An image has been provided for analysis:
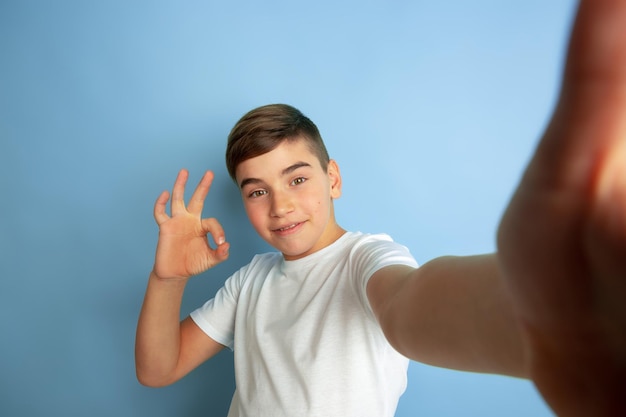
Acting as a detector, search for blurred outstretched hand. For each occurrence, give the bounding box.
[497,0,626,415]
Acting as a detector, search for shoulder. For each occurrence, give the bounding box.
[334,231,393,250]
[346,232,413,257]
[343,231,418,272]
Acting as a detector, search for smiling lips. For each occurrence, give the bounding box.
[273,222,302,234]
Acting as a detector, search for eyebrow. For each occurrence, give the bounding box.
[239,161,312,189]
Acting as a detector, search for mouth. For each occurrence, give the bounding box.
[272,222,302,234]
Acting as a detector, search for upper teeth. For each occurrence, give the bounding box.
[279,224,296,231]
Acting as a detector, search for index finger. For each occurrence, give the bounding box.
[187,170,215,215]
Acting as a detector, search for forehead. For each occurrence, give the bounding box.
[235,139,322,183]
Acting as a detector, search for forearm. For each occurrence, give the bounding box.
[135,271,188,386]
[379,254,528,377]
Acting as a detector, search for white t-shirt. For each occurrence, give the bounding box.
[191,232,419,417]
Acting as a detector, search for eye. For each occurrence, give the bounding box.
[248,189,267,198]
[291,177,307,186]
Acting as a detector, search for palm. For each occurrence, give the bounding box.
[153,170,229,280]
[497,1,626,415]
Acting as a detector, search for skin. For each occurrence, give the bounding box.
[135,170,230,387]
[496,0,626,414]
[136,0,626,414]
[235,139,345,260]
[367,256,526,377]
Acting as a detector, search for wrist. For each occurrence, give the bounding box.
[149,269,191,284]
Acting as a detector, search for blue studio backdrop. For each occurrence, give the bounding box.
[1,1,577,416]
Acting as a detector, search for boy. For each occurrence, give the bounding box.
[136,103,525,415]
[136,1,626,416]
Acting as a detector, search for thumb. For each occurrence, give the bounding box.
[527,0,626,193]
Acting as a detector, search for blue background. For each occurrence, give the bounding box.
[1,0,577,416]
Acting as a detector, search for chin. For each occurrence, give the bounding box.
[280,246,313,261]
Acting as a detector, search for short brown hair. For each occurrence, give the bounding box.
[225,104,330,180]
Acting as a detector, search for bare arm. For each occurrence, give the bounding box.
[135,169,230,387]
[367,254,526,377]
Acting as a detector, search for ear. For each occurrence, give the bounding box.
[327,159,342,199]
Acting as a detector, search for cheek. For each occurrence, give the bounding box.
[311,196,329,215]
[309,185,330,210]
[244,204,264,227]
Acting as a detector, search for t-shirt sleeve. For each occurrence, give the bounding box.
[190,268,244,350]
[349,234,419,321]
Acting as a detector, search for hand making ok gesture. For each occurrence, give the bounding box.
[152,169,230,281]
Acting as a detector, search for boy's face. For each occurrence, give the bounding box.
[235,137,344,260]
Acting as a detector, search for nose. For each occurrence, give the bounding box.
[270,190,294,217]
